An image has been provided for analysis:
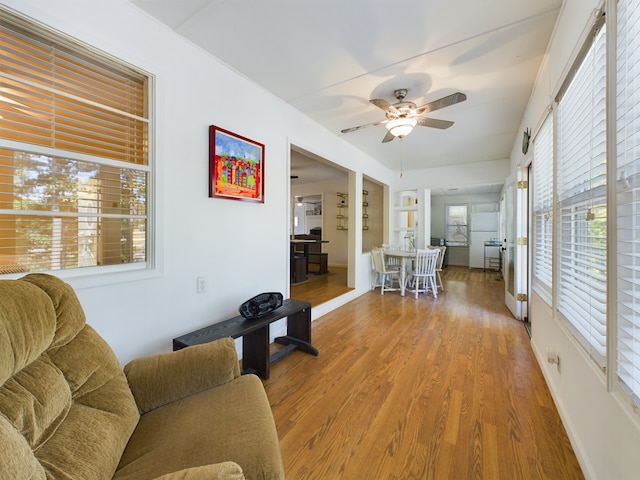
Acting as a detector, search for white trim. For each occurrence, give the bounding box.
[0,139,152,172]
[0,209,147,220]
[605,0,618,393]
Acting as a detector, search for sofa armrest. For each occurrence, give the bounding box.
[124,337,241,414]
[153,462,245,480]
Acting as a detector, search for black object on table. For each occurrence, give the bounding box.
[238,292,283,319]
[173,299,318,380]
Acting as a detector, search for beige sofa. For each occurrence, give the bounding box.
[0,274,285,480]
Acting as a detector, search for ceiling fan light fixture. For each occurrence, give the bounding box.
[386,118,417,138]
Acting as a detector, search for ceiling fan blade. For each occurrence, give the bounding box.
[416,117,454,129]
[381,130,395,143]
[341,119,387,134]
[370,98,399,115]
[413,92,467,115]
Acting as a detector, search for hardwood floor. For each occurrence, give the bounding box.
[290,266,352,307]
[267,266,584,480]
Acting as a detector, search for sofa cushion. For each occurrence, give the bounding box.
[0,274,140,480]
[124,338,241,415]
[21,273,88,350]
[0,413,46,479]
[114,374,284,480]
[0,280,56,385]
[154,462,245,480]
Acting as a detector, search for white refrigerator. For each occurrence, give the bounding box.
[469,212,499,269]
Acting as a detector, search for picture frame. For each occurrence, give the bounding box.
[209,125,265,203]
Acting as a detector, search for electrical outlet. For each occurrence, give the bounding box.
[546,348,560,372]
[196,276,207,293]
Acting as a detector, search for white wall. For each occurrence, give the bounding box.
[4,0,394,365]
[362,178,384,253]
[394,158,510,191]
[508,0,640,478]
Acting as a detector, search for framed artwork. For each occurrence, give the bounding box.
[209,125,265,202]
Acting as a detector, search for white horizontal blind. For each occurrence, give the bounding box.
[616,0,640,407]
[0,10,150,273]
[532,113,553,304]
[0,16,148,164]
[556,21,607,367]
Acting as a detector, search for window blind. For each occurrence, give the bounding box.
[0,16,148,164]
[616,0,640,407]
[532,113,554,304]
[556,20,607,367]
[0,9,150,273]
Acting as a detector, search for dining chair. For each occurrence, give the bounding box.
[371,247,402,295]
[435,246,446,291]
[371,251,383,290]
[428,245,447,291]
[381,244,403,271]
[406,248,440,299]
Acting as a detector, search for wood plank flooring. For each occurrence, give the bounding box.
[290,266,351,307]
[266,266,584,480]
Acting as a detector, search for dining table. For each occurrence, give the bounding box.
[290,238,330,284]
[382,249,417,296]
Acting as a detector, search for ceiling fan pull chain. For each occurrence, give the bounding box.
[400,138,404,178]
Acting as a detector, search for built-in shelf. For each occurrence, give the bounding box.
[362,189,369,231]
[394,205,418,212]
[336,192,348,230]
[394,190,419,248]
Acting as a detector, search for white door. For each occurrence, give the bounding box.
[502,177,519,318]
[501,170,528,320]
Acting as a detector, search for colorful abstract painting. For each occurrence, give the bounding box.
[209,125,264,202]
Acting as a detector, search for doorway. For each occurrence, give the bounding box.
[501,169,529,323]
[290,145,350,305]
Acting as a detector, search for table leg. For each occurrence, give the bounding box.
[400,258,408,296]
[274,306,319,356]
[289,243,297,283]
[303,244,311,273]
[242,326,270,379]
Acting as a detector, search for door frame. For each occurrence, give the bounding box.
[501,168,529,320]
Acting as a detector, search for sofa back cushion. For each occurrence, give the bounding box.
[0,274,139,479]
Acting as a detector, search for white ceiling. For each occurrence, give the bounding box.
[130,0,561,192]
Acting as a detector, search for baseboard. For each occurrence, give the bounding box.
[530,339,596,480]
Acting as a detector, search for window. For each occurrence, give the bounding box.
[446,205,468,246]
[616,0,640,407]
[556,17,607,367]
[532,113,554,304]
[0,10,151,274]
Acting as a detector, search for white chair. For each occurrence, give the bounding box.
[371,248,402,295]
[406,248,440,299]
[381,244,403,271]
[435,246,446,291]
[428,245,447,291]
[371,251,384,290]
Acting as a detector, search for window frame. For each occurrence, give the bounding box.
[0,8,157,287]
[445,204,469,247]
[554,13,608,368]
[615,0,640,408]
[531,111,554,305]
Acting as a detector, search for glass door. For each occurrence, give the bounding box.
[501,170,529,320]
[502,179,518,317]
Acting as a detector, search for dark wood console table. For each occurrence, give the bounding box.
[173,299,318,380]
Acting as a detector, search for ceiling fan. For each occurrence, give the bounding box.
[341,89,467,143]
